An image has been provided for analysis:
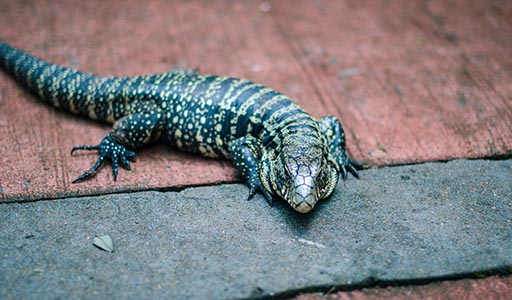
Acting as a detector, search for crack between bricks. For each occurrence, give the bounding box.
[1,156,511,204]
[234,267,512,300]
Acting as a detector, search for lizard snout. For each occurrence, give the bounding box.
[288,180,318,213]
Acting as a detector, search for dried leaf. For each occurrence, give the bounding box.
[93,235,114,252]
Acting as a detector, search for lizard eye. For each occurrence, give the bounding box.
[316,159,338,199]
[282,155,297,177]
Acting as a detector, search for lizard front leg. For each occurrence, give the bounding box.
[318,115,362,180]
[71,101,165,182]
[230,136,273,205]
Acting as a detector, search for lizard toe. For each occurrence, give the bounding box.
[340,159,363,180]
[247,181,274,206]
[71,135,136,183]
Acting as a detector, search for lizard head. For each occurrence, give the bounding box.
[275,145,339,213]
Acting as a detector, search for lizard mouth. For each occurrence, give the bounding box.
[288,185,318,213]
[292,200,315,213]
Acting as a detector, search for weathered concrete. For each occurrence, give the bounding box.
[1,159,510,299]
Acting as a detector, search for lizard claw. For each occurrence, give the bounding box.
[71,135,136,183]
[247,183,274,206]
[341,159,363,180]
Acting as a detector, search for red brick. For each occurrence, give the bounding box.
[1,0,510,201]
[294,276,512,300]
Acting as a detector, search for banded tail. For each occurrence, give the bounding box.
[0,41,129,124]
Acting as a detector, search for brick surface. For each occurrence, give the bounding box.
[293,276,512,300]
[1,0,511,201]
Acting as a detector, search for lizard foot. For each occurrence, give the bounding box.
[247,179,274,206]
[70,135,136,183]
[340,159,363,180]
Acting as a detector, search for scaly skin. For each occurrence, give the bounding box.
[0,41,361,213]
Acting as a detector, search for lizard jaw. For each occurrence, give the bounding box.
[293,200,315,213]
[288,183,318,213]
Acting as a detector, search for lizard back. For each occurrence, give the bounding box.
[0,41,318,159]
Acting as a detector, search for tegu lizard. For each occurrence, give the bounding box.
[0,41,361,213]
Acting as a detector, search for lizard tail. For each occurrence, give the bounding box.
[0,41,125,124]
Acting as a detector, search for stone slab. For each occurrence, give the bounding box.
[0,159,510,299]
